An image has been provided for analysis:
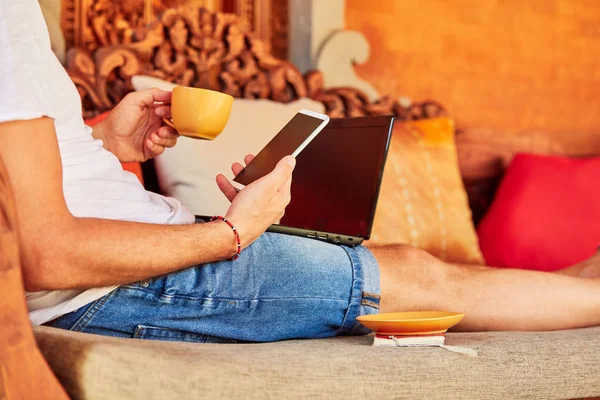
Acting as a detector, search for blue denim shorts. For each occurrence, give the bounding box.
[50,232,380,343]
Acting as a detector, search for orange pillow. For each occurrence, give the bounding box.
[367,118,484,264]
[84,112,144,185]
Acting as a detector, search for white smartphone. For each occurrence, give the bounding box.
[232,109,330,189]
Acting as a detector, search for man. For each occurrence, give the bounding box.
[1,1,599,343]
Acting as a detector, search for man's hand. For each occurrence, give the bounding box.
[216,154,295,249]
[93,88,179,162]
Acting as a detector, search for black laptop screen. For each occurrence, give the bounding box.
[279,116,394,239]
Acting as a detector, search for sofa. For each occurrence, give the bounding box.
[33,325,600,399]
[5,3,599,399]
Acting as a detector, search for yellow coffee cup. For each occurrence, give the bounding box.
[162,86,234,140]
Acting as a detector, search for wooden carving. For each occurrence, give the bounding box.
[65,5,303,115]
[66,4,447,121]
[304,71,446,120]
[61,0,149,53]
[66,47,142,118]
[62,0,285,58]
[269,0,289,60]
[231,0,288,60]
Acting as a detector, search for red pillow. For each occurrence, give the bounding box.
[84,112,144,185]
[477,153,600,272]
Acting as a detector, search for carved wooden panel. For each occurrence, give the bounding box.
[64,5,301,117]
[64,4,446,121]
[153,0,222,14]
[61,0,221,53]
[62,0,288,58]
[269,0,288,60]
[231,0,287,59]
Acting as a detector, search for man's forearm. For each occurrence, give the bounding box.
[28,216,237,291]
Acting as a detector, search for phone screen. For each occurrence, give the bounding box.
[233,112,326,186]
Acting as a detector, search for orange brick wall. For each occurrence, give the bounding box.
[346,0,600,155]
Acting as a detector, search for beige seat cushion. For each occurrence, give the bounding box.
[35,325,600,400]
[367,118,484,264]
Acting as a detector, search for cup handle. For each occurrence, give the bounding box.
[162,118,176,130]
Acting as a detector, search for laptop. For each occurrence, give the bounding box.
[266,115,395,246]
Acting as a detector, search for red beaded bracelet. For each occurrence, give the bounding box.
[210,216,241,261]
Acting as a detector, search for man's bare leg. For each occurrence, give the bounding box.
[371,245,600,331]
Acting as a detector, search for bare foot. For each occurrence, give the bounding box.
[556,247,600,278]
[578,248,600,278]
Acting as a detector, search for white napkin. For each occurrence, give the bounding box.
[373,335,478,357]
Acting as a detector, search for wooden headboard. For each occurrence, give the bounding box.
[62,4,584,223]
[64,4,445,121]
[61,0,290,60]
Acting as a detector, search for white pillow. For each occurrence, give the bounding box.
[39,0,66,63]
[131,76,326,215]
[132,75,179,92]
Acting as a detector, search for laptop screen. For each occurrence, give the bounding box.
[279,115,394,239]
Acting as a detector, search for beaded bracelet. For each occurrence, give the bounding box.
[210,216,241,261]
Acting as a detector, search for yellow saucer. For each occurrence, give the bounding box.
[357,311,465,336]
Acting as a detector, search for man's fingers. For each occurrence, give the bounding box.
[231,162,245,177]
[129,88,172,107]
[147,87,172,104]
[146,139,166,156]
[244,154,255,165]
[231,155,254,177]
[260,156,295,190]
[155,105,172,119]
[157,126,179,139]
[278,174,293,200]
[216,174,237,202]
[150,133,177,148]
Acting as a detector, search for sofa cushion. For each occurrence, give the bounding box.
[34,325,600,399]
[478,153,600,271]
[367,118,484,264]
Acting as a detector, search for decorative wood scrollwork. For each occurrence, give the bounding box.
[269,0,289,60]
[304,70,447,121]
[66,47,142,118]
[65,4,447,122]
[62,0,284,59]
[65,5,307,115]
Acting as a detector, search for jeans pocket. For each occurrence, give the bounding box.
[133,325,238,344]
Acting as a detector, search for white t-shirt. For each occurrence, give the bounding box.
[0,1,195,325]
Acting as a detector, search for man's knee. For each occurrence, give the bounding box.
[375,245,471,293]
[370,244,439,267]
[373,244,454,312]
